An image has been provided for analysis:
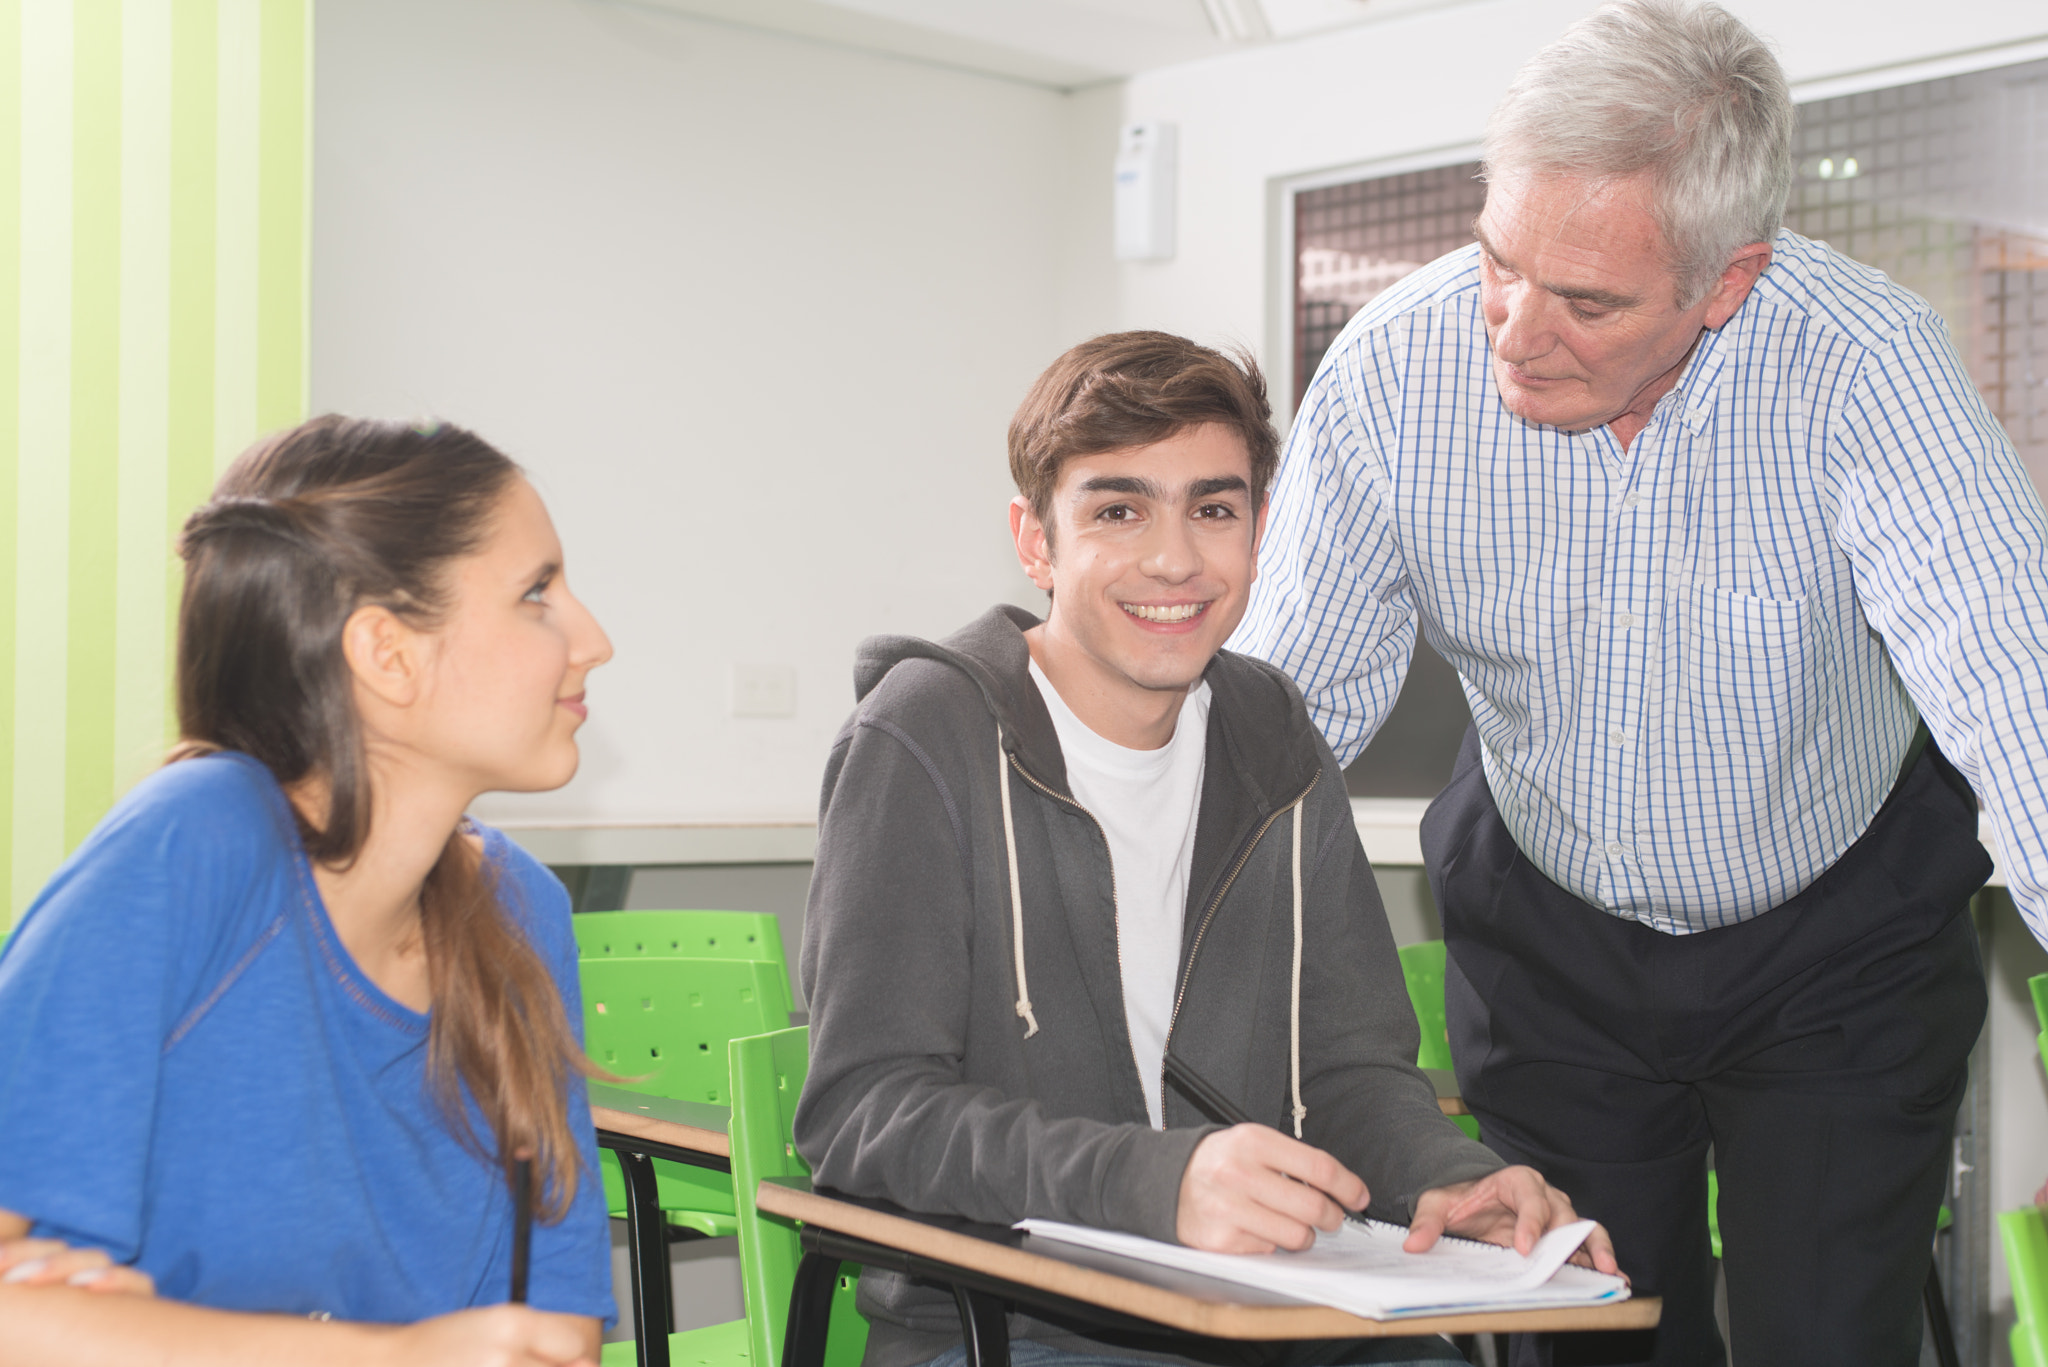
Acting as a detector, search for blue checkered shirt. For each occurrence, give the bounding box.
[1235,231,2048,942]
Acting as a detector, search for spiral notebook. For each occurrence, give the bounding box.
[1014,1216,1629,1321]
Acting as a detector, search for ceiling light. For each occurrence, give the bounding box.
[1200,0,1272,42]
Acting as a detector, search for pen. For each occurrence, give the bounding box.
[510,1155,533,1304]
[1162,1051,1369,1231]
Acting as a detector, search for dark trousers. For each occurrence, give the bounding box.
[1421,729,1989,1367]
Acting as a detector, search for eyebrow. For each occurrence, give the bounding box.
[1075,474,1249,500]
[1472,219,1643,311]
[1076,474,1161,498]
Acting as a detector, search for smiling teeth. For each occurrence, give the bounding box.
[1124,603,1204,623]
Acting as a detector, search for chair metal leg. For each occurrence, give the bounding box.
[951,1285,1010,1367]
[617,1149,674,1367]
[1925,1261,1960,1367]
[783,1249,843,1367]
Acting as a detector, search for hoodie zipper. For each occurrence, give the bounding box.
[1159,770,1320,1119]
[1005,753,1153,1123]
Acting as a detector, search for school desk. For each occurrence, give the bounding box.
[758,1178,1660,1367]
[591,1083,732,1367]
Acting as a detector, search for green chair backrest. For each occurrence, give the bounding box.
[2002,1206,2048,1367]
[1396,940,1452,1071]
[575,910,789,973]
[2029,973,2047,1069]
[1396,939,1479,1141]
[582,957,792,1104]
[729,1026,867,1367]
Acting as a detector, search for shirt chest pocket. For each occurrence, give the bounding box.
[1683,583,1809,756]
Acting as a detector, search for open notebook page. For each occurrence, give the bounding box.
[1016,1217,1628,1320]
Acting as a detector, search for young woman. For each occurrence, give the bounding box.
[0,416,616,1366]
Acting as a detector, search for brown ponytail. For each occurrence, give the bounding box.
[174,415,594,1220]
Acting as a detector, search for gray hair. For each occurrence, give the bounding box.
[1481,0,1793,305]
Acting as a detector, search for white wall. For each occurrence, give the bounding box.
[313,0,1090,826]
[1106,0,2048,402]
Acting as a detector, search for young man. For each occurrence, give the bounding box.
[795,332,1613,1367]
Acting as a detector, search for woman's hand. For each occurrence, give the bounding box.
[376,1306,602,1367]
[0,1235,155,1297]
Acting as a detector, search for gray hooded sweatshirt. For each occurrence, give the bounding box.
[795,606,1502,1366]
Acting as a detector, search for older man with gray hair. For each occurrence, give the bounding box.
[1237,2,2048,1363]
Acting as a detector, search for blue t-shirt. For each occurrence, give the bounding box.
[0,752,615,1325]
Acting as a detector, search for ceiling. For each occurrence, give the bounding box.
[624,0,1453,88]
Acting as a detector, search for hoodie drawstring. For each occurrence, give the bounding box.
[1288,799,1307,1138]
[997,724,1040,1038]
[998,716,1310,1089]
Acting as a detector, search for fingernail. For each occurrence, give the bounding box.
[2,1259,48,1283]
[67,1268,109,1286]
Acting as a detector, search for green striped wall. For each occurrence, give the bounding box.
[0,0,308,927]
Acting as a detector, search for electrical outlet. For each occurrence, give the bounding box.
[731,663,797,718]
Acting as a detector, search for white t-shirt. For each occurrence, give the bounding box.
[1028,659,1212,1128]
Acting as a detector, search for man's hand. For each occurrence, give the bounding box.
[1404,1166,1620,1276]
[1176,1124,1368,1254]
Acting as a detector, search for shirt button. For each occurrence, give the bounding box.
[1622,492,1643,510]
[1605,841,1625,858]
[1617,611,1636,629]
[1609,727,1629,746]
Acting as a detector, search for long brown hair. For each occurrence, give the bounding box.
[174,414,591,1219]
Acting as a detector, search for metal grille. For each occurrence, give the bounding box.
[1784,61,2048,495]
[1291,58,2048,495]
[1292,162,1485,408]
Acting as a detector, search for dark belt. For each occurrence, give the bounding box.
[1897,719,1977,809]
[1897,721,1931,788]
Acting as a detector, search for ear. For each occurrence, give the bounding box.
[1702,240,1773,329]
[340,603,427,712]
[1010,496,1055,594]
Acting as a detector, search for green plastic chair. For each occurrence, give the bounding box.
[2032,973,2048,1077]
[598,1025,866,1367]
[729,1026,867,1367]
[575,910,789,971]
[576,910,795,1236]
[600,1316,751,1367]
[2003,1208,2048,1367]
[2001,975,2048,1367]
[1396,940,1480,1141]
[583,957,794,1238]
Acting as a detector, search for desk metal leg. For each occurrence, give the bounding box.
[617,1150,673,1367]
[784,1249,843,1367]
[1924,1262,1960,1367]
[951,1285,1009,1367]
